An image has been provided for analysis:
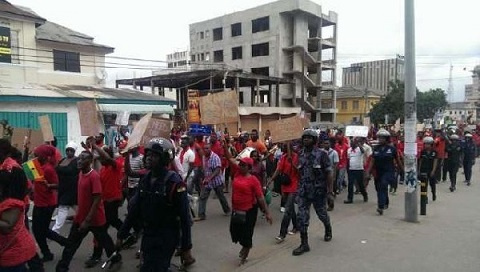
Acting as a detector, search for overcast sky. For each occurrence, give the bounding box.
[11,0,480,101]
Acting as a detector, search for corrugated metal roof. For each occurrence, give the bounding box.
[0,83,176,105]
[36,21,114,51]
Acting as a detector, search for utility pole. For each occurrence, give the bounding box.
[404,0,419,223]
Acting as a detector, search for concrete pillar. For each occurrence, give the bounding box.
[268,84,272,107]
[251,86,255,107]
[256,79,260,106]
[276,82,280,107]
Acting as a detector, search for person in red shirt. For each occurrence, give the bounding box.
[268,141,299,243]
[85,143,126,268]
[32,145,67,262]
[56,151,122,272]
[210,133,227,182]
[417,131,425,159]
[433,129,447,182]
[334,132,349,195]
[224,146,272,265]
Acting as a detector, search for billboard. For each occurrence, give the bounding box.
[0,26,11,63]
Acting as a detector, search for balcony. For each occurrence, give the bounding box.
[308,37,336,51]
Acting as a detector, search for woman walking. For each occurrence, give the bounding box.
[225,143,272,265]
[52,142,79,234]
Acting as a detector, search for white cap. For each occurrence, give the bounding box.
[65,141,78,151]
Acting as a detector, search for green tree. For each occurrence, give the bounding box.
[368,81,447,124]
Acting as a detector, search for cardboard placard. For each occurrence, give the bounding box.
[363,117,371,128]
[77,100,103,136]
[38,115,54,142]
[394,118,401,132]
[115,111,130,126]
[269,116,304,143]
[345,126,369,137]
[416,124,425,132]
[125,113,172,151]
[11,128,44,150]
[199,91,239,125]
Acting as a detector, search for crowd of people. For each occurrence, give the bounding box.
[0,122,478,271]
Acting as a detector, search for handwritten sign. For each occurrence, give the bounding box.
[77,100,103,136]
[345,126,369,137]
[125,113,172,151]
[115,111,130,126]
[269,116,304,143]
[416,124,425,132]
[38,115,54,142]
[199,91,239,125]
[11,128,44,150]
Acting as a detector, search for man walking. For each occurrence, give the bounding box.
[344,138,368,204]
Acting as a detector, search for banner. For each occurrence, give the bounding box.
[345,125,369,137]
[0,26,11,63]
[269,116,304,143]
[77,100,103,136]
[125,113,172,151]
[199,91,239,125]
[187,90,200,123]
[38,115,54,142]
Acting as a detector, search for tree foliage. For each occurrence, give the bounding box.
[368,81,447,124]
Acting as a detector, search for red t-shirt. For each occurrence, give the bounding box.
[335,142,349,169]
[0,199,37,267]
[99,160,123,201]
[277,153,299,193]
[211,141,227,169]
[75,170,106,227]
[193,142,205,167]
[417,138,424,159]
[34,163,58,207]
[434,137,447,159]
[231,171,264,211]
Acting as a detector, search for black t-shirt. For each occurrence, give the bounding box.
[419,150,437,173]
[446,142,462,163]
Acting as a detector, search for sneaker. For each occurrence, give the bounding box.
[275,236,285,243]
[280,207,286,213]
[467,181,471,186]
[376,208,384,215]
[84,257,101,268]
[343,200,353,204]
[288,229,297,235]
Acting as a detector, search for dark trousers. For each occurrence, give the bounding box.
[464,159,474,182]
[374,172,394,209]
[198,185,230,218]
[279,192,297,237]
[32,206,67,256]
[140,230,179,272]
[92,200,123,259]
[435,158,444,181]
[192,168,203,194]
[297,191,330,234]
[442,158,450,181]
[127,188,141,234]
[448,163,459,188]
[419,173,437,198]
[56,224,115,272]
[0,264,28,272]
[347,170,367,201]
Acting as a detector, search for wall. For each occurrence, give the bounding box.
[336,97,380,124]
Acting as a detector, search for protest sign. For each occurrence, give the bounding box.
[115,111,130,126]
[77,100,103,136]
[269,116,304,143]
[125,113,152,150]
[11,128,43,150]
[199,91,239,125]
[394,118,401,132]
[38,115,54,142]
[125,113,172,151]
[416,124,425,132]
[345,125,369,137]
[187,90,201,123]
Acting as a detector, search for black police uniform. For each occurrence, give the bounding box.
[462,140,476,184]
[419,149,438,200]
[118,168,192,272]
[446,141,462,190]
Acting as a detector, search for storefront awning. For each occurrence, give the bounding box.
[98,104,174,114]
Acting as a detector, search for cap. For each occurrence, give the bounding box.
[423,136,434,144]
[450,134,460,140]
[377,129,391,137]
[239,157,254,166]
[65,141,78,151]
[465,133,473,138]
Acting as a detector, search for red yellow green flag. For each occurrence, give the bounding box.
[22,158,44,181]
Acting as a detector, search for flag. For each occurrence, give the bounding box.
[22,158,44,181]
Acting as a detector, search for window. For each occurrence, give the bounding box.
[178,60,187,66]
[251,67,269,76]
[251,42,269,57]
[213,27,223,41]
[353,100,359,110]
[341,101,348,110]
[200,53,205,61]
[205,30,210,38]
[252,16,269,33]
[199,31,204,39]
[239,92,244,104]
[232,46,242,60]
[191,55,196,62]
[10,29,19,64]
[168,63,173,68]
[231,23,242,37]
[53,50,80,72]
[205,52,210,61]
[213,50,223,62]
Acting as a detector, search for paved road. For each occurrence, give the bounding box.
[42,165,480,272]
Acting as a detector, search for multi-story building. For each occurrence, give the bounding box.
[465,65,480,104]
[332,87,381,125]
[0,1,175,150]
[342,55,405,95]
[154,50,192,76]
[189,0,338,122]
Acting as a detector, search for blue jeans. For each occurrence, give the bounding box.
[375,172,394,209]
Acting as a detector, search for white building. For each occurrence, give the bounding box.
[153,49,192,75]
[188,0,339,123]
[0,1,175,150]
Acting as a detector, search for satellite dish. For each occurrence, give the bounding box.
[95,68,108,84]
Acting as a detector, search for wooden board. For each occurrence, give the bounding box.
[11,128,44,150]
[125,113,152,150]
[199,91,239,125]
[77,100,102,136]
[269,116,304,143]
[38,115,54,142]
[141,118,171,145]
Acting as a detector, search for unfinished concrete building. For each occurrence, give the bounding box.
[189,0,338,123]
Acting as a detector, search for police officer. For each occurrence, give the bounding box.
[418,137,438,201]
[446,134,462,192]
[116,138,194,272]
[293,129,334,256]
[462,132,476,186]
[366,129,403,215]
